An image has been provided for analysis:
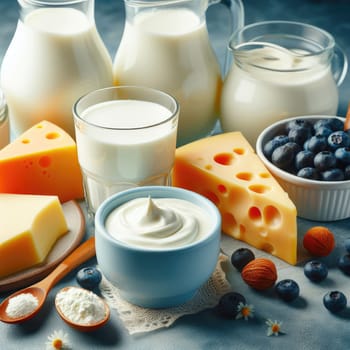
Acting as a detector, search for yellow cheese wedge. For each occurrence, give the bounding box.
[0,193,68,278]
[172,132,297,265]
[0,120,84,203]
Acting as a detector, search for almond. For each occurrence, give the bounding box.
[303,226,335,257]
[241,258,277,290]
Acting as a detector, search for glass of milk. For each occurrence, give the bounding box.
[1,0,113,139]
[73,86,179,215]
[220,21,348,147]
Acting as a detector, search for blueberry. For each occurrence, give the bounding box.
[288,127,312,146]
[323,291,347,313]
[306,135,328,154]
[328,131,350,151]
[314,151,337,171]
[337,254,350,276]
[263,134,289,159]
[344,165,350,180]
[321,168,345,181]
[275,279,300,302]
[76,266,102,290]
[335,147,350,165]
[217,292,246,318]
[344,239,350,254]
[314,126,333,138]
[286,119,313,133]
[304,260,328,282]
[297,167,320,180]
[295,150,314,170]
[314,118,344,132]
[231,248,255,271]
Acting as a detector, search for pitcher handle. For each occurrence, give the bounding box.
[332,44,348,87]
[208,0,244,34]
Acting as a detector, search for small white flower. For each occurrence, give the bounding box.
[45,330,71,350]
[235,302,255,320]
[266,319,284,336]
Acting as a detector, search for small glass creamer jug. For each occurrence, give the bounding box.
[1,0,113,138]
[220,20,348,147]
[113,0,244,146]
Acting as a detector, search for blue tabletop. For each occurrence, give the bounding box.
[1,1,350,349]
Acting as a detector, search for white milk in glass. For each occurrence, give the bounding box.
[220,47,338,146]
[1,7,113,138]
[113,8,221,146]
[76,100,177,213]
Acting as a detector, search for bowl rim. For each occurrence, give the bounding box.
[256,115,350,189]
[94,186,222,253]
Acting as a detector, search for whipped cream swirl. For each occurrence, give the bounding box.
[105,196,210,249]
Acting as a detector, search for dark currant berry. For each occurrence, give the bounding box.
[323,291,347,313]
[76,266,102,290]
[217,292,246,318]
[304,260,328,282]
[337,254,350,276]
[275,279,300,302]
[231,248,255,271]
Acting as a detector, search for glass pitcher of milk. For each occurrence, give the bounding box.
[220,21,348,147]
[1,0,113,138]
[113,0,244,146]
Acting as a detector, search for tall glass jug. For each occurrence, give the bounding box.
[1,0,113,138]
[113,0,244,146]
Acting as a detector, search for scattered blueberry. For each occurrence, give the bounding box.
[337,254,350,276]
[275,279,300,302]
[314,151,337,171]
[323,291,347,313]
[76,266,102,290]
[231,248,255,271]
[304,260,328,282]
[344,238,350,254]
[217,292,246,318]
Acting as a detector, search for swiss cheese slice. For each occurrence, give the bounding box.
[0,120,83,202]
[172,132,297,265]
[0,193,68,278]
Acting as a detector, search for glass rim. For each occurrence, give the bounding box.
[73,85,179,131]
[18,0,89,6]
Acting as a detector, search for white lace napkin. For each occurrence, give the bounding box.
[99,254,231,334]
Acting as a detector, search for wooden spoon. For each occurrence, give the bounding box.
[344,102,350,131]
[0,236,95,324]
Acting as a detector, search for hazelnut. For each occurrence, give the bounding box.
[241,258,277,290]
[303,226,335,257]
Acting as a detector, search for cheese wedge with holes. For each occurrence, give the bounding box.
[172,132,297,265]
[0,193,68,278]
[0,120,83,202]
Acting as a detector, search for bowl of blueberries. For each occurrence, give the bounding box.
[256,115,350,221]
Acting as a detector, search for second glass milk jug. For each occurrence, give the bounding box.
[113,0,244,146]
[1,0,113,138]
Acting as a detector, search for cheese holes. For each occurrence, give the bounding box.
[39,156,51,168]
[217,184,227,194]
[45,132,60,140]
[259,172,271,179]
[204,191,220,206]
[249,206,262,223]
[248,184,270,194]
[264,206,281,227]
[21,138,30,144]
[236,172,253,181]
[233,147,245,155]
[214,153,233,166]
[223,213,245,239]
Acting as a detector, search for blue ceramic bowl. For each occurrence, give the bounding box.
[95,186,221,309]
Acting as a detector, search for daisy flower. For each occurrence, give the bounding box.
[235,302,255,320]
[266,319,284,336]
[45,330,71,350]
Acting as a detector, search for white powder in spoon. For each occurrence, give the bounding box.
[6,293,39,318]
[55,287,106,325]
